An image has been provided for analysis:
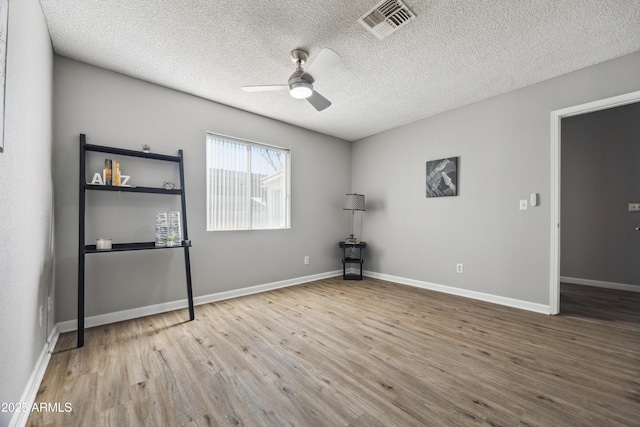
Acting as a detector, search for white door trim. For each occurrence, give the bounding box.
[549,90,640,314]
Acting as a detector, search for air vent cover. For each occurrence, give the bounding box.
[358,0,416,39]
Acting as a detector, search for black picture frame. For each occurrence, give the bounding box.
[426,157,458,197]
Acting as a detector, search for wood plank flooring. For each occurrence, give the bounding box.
[560,282,639,332]
[28,278,640,426]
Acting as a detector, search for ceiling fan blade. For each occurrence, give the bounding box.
[307,91,332,111]
[241,84,288,92]
[304,48,341,82]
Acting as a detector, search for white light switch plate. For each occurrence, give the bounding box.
[520,200,528,210]
[629,203,640,212]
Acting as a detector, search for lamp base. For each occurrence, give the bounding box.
[345,234,359,244]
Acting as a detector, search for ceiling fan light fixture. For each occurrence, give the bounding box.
[290,81,313,99]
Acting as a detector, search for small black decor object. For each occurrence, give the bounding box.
[426,157,458,197]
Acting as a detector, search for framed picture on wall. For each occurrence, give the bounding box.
[426,157,458,197]
[0,0,8,153]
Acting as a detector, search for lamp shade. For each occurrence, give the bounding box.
[343,193,365,211]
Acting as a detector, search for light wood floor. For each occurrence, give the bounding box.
[29,278,640,426]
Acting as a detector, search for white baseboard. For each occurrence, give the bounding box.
[9,326,60,427]
[58,270,342,333]
[364,270,551,315]
[561,276,639,292]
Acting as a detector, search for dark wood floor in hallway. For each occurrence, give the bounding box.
[29,278,640,426]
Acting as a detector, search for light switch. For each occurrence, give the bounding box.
[520,200,528,210]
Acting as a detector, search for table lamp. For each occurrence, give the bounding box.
[343,193,365,243]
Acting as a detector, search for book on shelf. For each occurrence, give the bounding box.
[93,159,131,187]
[155,211,182,247]
[104,159,112,186]
[168,211,182,243]
[114,161,120,186]
[155,212,168,247]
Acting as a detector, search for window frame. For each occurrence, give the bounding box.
[205,132,291,231]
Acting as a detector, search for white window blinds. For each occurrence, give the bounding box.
[206,133,290,231]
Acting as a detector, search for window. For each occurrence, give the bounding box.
[206,133,290,231]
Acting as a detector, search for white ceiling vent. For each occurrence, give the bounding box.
[358,0,416,40]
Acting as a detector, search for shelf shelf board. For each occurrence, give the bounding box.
[339,242,367,248]
[343,257,364,264]
[84,184,182,195]
[84,241,191,254]
[84,143,181,162]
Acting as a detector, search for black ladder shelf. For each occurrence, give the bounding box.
[77,134,194,347]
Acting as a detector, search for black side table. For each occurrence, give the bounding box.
[339,241,367,280]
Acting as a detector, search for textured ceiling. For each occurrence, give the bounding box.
[39,0,640,141]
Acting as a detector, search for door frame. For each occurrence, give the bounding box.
[549,90,640,314]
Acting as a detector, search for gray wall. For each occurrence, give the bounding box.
[0,0,54,422]
[351,52,640,306]
[53,57,352,322]
[561,102,640,287]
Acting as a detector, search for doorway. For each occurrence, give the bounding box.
[549,90,640,314]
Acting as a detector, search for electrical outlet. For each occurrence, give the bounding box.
[456,263,463,274]
[519,200,528,210]
[304,256,309,265]
[39,305,43,327]
[629,202,640,212]
[48,295,52,311]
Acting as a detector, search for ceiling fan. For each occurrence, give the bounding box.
[241,48,342,111]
